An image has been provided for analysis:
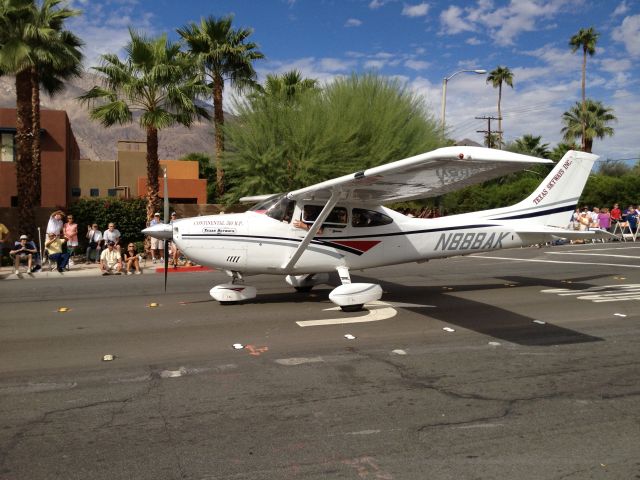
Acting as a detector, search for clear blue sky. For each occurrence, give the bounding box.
[68,0,640,161]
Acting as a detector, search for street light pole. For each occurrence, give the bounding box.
[440,69,487,135]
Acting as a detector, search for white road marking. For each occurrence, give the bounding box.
[391,349,407,355]
[545,252,632,258]
[275,357,324,366]
[563,246,640,252]
[470,255,640,268]
[541,284,640,303]
[296,301,397,327]
[533,320,546,325]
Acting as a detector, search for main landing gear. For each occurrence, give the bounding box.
[209,268,382,311]
[328,266,382,312]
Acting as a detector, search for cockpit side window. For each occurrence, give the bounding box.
[352,208,393,228]
[302,205,348,227]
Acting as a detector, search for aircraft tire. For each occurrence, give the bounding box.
[340,304,363,312]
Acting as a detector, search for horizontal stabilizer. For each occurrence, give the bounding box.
[516,227,614,240]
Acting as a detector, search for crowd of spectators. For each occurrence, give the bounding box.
[570,203,639,234]
[1,209,193,277]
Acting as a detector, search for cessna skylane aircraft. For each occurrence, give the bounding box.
[144,146,604,311]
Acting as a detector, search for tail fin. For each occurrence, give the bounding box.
[488,150,598,227]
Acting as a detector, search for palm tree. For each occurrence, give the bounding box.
[512,134,550,158]
[262,70,317,102]
[0,0,80,237]
[550,141,579,161]
[79,29,210,221]
[177,15,264,198]
[486,66,514,148]
[569,27,599,151]
[30,2,83,205]
[561,99,615,153]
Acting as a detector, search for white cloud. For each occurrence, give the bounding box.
[402,2,430,17]
[466,37,483,45]
[369,0,397,9]
[404,59,430,70]
[364,59,386,69]
[612,1,629,17]
[345,18,363,27]
[67,1,155,69]
[319,58,354,72]
[440,6,475,34]
[612,14,640,57]
[598,58,632,74]
[440,1,579,46]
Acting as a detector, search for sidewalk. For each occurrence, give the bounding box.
[0,258,212,280]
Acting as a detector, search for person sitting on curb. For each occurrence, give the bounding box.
[45,233,70,273]
[10,234,37,274]
[100,241,122,275]
[123,243,142,275]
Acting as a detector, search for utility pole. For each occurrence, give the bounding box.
[476,115,502,149]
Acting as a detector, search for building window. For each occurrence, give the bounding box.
[90,188,99,197]
[107,188,117,197]
[71,187,81,197]
[1,133,15,162]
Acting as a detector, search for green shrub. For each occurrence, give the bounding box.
[68,198,147,248]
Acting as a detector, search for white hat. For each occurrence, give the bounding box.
[154,212,160,216]
[20,234,28,240]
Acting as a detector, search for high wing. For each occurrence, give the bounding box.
[287,146,553,204]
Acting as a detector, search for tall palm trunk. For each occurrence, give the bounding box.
[145,126,160,222]
[31,66,41,206]
[213,73,225,198]
[497,82,503,149]
[15,69,36,238]
[581,47,587,151]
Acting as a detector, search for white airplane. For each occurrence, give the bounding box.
[144,146,606,311]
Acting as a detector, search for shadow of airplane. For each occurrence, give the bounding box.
[349,273,606,347]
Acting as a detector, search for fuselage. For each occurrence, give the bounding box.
[171,203,548,275]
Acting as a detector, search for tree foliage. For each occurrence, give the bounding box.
[222,73,444,202]
[177,15,264,196]
[78,29,210,223]
[68,198,147,247]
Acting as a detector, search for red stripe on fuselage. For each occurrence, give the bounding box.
[330,240,381,253]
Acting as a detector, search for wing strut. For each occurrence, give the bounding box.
[281,191,340,271]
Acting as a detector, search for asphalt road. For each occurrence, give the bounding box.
[1,243,639,480]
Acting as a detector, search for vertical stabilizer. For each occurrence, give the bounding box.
[488,150,598,227]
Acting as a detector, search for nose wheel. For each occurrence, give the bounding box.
[210,271,256,304]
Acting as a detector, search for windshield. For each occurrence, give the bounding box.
[250,194,296,222]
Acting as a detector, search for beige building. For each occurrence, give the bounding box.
[70,141,206,204]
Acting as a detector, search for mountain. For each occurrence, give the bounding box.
[0,72,220,161]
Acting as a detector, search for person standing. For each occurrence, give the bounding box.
[86,223,103,263]
[46,210,65,236]
[63,215,78,268]
[149,212,164,263]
